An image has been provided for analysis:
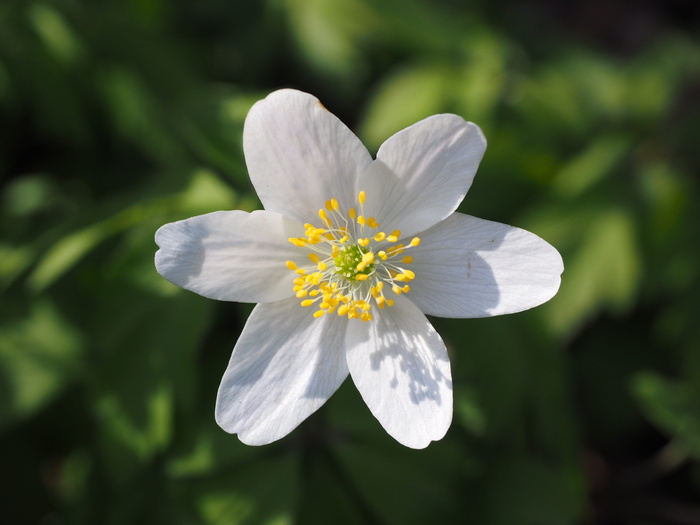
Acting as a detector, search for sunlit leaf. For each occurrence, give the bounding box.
[550,135,632,198]
[534,206,641,334]
[360,63,451,149]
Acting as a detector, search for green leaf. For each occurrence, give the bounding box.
[533,206,641,334]
[360,63,452,149]
[186,453,299,525]
[632,372,700,459]
[27,168,238,292]
[27,3,83,64]
[0,300,84,429]
[91,290,213,484]
[550,135,632,199]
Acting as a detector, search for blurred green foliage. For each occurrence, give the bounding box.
[1,0,699,523]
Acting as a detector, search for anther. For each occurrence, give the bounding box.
[286,191,416,322]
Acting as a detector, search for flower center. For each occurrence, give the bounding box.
[286,191,420,322]
[334,244,373,280]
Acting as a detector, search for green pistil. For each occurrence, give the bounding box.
[334,244,373,280]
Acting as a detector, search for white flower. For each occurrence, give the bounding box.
[155,89,563,449]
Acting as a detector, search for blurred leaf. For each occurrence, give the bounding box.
[550,134,632,199]
[455,385,486,437]
[28,219,118,293]
[0,299,83,429]
[27,2,83,64]
[176,88,255,183]
[175,167,240,213]
[361,63,451,149]
[533,206,641,334]
[632,372,700,459]
[454,32,508,124]
[183,452,299,525]
[442,315,529,440]
[525,329,581,460]
[296,446,371,525]
[96,65,179,161]
[639,162,690,247]
[0,244,33,291]
[516,66,588,134]
[1,173,57,218]
[280,0,377,79]
[335,438,471,525]
[573,316,667,442]
[28,168,238,292]
[91,290,213,485]
[0,57,9,102]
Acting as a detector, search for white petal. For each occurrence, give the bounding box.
[216,297,349,445]
[244,89,373,224]
[358,115,486,237]
[345,295,453,449]
[408,213,564,318]
[155,210,304,303]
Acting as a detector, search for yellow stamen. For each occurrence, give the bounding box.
[387,229,401,243]
[387,244,405,256]
[286,191,417,323]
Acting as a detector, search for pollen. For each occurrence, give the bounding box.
[286,191,420,322]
